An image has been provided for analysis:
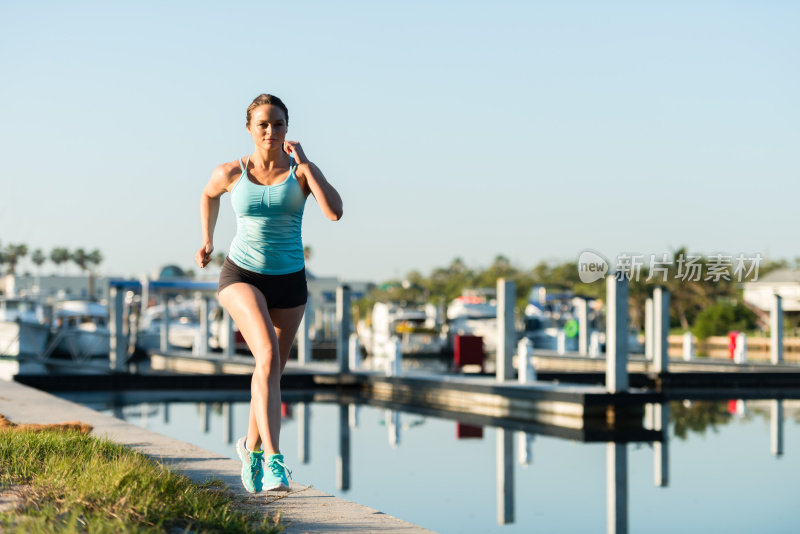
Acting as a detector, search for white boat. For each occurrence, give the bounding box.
[137,300,204,352]
[521,303,561,351]
[444,292,499,356]
[0,298,50,357]
[358,301,444,357]
[52,300,110,360]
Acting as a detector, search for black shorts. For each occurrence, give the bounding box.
[218,257,308,309]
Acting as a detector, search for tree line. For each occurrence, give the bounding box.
[0,241,103,276]
[358,247,796,336]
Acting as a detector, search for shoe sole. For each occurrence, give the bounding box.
[263,481,290,492]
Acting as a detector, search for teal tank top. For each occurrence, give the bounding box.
[228,155,307,275]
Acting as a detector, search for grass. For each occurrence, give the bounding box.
[0,427,283,533]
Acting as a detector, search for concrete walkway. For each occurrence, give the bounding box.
[0,379,432,533]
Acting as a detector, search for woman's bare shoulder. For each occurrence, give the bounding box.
[214,159,245,181]
[204,158,245,196]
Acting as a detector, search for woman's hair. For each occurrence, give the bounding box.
[246,94,289,126]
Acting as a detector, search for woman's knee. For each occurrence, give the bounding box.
[252,359,280,386]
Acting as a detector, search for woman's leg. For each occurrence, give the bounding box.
[243,305,306,452]
[269,305,306,373]
[218,283,281,454]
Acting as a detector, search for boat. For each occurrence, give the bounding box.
[443,291,499,356]
[357,301,444,357]
[208,304,250,353]
[0,297,50,357]
[521,303,561,351]
[51,300,110,360]
[137,299,206,352]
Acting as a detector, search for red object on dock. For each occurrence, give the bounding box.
[454,335,484,372]
[728,331,739,360]
[456,423,483,439]
[281,402,292,418]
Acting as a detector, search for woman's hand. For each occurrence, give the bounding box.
[195,242,213,268]
[283,141,307,164]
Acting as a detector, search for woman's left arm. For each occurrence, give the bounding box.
[285,141,343,221]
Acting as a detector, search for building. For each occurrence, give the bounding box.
[743,269,800,312]
[1,273,108,301]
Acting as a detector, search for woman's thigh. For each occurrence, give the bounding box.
[268,305,306,372]
[218,282,278,367]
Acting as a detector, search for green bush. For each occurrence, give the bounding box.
[692,302,757,340]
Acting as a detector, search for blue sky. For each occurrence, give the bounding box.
[1,1,798,282]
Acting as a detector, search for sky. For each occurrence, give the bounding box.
[1,1,798,283]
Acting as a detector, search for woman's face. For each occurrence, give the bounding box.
[247,104,288,149]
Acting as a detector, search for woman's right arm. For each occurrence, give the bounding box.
[195,164,235,269]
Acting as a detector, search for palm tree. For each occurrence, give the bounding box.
[31,249,46,270]
[87,249,103,270]
[71,248,89,272]
[50,247,70,275]
[86,249,103,299]
[30,249,46,294]
[3,243,28,275]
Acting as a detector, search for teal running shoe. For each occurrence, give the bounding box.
[263,453,292,491]
[236,436,264,493]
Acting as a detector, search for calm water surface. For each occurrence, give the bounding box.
[63,392,800,534]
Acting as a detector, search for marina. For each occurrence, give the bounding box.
[3,274,800,532]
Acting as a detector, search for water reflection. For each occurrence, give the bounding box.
[63,392,798,533]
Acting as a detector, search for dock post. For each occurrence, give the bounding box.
[734,333,747,363]
[653,287,670,374]
[653,402,669,487]
[194,296,209,356]
[556,330,566,354]
[160,295,170,353]
[576,297,589,355]
[223,402,232,444]
[298,402,310,463]
[387,409,400,448]
[387,336,402,376]
[589,331,601,357]
[607,443,628,534]
[336,285,352,373]
[771,399,784,456]
[337,404,351,490]
[298,302,311,365]
[682,332,694,361]
[497,428,514,525]
[605,275,629,393]
[108,286,127,371]
[349,332,361,370]
[496,279,516,382]
[771,294,784,364]
[224,309,234,358]
[517,431,534,466]
[644,298,654,361]
[517,338,535,383]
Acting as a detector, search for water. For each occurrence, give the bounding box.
[62,392,800,533]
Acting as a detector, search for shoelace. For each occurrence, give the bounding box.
[268,457,292,480]
[249,453,264,482]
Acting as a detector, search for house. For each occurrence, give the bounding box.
[743,269,800,312]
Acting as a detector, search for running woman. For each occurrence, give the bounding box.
[195,94,343,492]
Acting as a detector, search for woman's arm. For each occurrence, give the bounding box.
[284,141,343,221]
[195,164,235,268]
[299,162,343,221]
